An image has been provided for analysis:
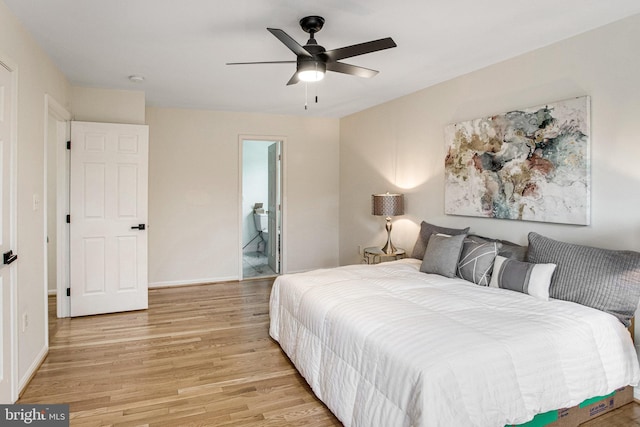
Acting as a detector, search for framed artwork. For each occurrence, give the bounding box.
[444,96,590,225]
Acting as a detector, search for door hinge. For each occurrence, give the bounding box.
[66,288,70,297]
[67,140,71,150]
[66,214,70,224]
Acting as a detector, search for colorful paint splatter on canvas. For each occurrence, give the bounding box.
[444,96,590,225]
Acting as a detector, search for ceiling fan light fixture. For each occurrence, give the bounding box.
[298,69,325,82]
[297,60,326,82]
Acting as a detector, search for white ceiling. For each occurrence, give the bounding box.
[5,0,640,118]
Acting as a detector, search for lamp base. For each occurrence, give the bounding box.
[380,217,397,254]
[381,241,397,255]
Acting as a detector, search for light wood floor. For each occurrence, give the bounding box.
[19,279,640,426]
[21,279,341,426]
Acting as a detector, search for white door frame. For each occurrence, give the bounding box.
[44,95,71,319]
[1,54,19,403]
[266,142,281,274]
[238,135,287,280]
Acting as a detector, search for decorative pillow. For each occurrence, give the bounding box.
[489,255,556,300]
[467,234,528,262]
[457,237,501,286]
[527,232,640,326]
[497,242,528,262]
[411,221,470,260]
[420,233,467,278]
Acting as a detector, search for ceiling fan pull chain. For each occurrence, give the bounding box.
[314,64,319,104]
[305,82,308,110]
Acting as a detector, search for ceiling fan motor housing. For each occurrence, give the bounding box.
[298,40,327,76]
[299,16,325,34]
[297,55,327,75]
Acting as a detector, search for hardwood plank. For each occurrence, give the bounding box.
[24,280,342,426]
[20,280,640,426]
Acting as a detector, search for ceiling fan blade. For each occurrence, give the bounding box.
[326,61,379,78]
[324,37,396,61]
[268,28,312,57]
[286,71,300,86]
[226,60,296,65]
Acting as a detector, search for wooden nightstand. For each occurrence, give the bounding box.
[363,247,406,264]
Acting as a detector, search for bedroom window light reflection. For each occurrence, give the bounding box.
[372,192,404,254]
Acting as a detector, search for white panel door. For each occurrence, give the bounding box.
[267,142,280,273]
[70,122,148,317]
[0,62,17,403]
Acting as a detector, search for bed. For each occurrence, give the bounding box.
[269,229,640,427]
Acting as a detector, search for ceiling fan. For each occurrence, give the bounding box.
[227,16,397,85]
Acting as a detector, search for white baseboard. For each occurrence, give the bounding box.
[47,289,56,296]
[635,345,640,400]
[149,276,239,288]
[19,343,48,396]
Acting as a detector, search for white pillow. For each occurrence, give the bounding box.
[489,255,556,300]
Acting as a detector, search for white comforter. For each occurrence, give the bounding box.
[269,259,640,427]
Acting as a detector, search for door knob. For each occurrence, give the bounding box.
[131,224,146,230]
[3,250,17,265]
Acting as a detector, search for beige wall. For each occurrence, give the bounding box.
[72,86,145,124]
[0,1,71,391]
[340,13,640,265]
[146,107,340,286]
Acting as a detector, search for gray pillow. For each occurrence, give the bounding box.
[420,233,467,278]
[498,242,528,262]
[468,234,528,262]
[411,221,470,260]
[527,232,640,326]
[489,255,556,300]
[457,237,501,286]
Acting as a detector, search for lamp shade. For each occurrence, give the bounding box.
[371,193,404,217]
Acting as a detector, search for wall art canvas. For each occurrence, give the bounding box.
[444,96,590,225]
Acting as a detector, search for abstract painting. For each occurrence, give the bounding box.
[444,96,590,225]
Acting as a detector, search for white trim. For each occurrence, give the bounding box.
[636,345,640,401]
[17,344,47,395]
[0,52,19,403]
[149,276,239,288]
[47,289,56,296]
[238,139,243,280]
[280,139,288,275]
[55,121,70,318]
[43,94,71,323]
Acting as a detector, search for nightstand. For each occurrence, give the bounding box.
[363,247,406,264]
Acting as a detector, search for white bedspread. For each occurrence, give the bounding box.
[269,259,640,427]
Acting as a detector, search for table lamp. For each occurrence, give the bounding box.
[371,192,404,254]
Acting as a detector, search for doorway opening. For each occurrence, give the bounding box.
[241,139,282,279]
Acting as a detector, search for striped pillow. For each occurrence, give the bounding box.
[489,256,556,300]
[527,232,640,326]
